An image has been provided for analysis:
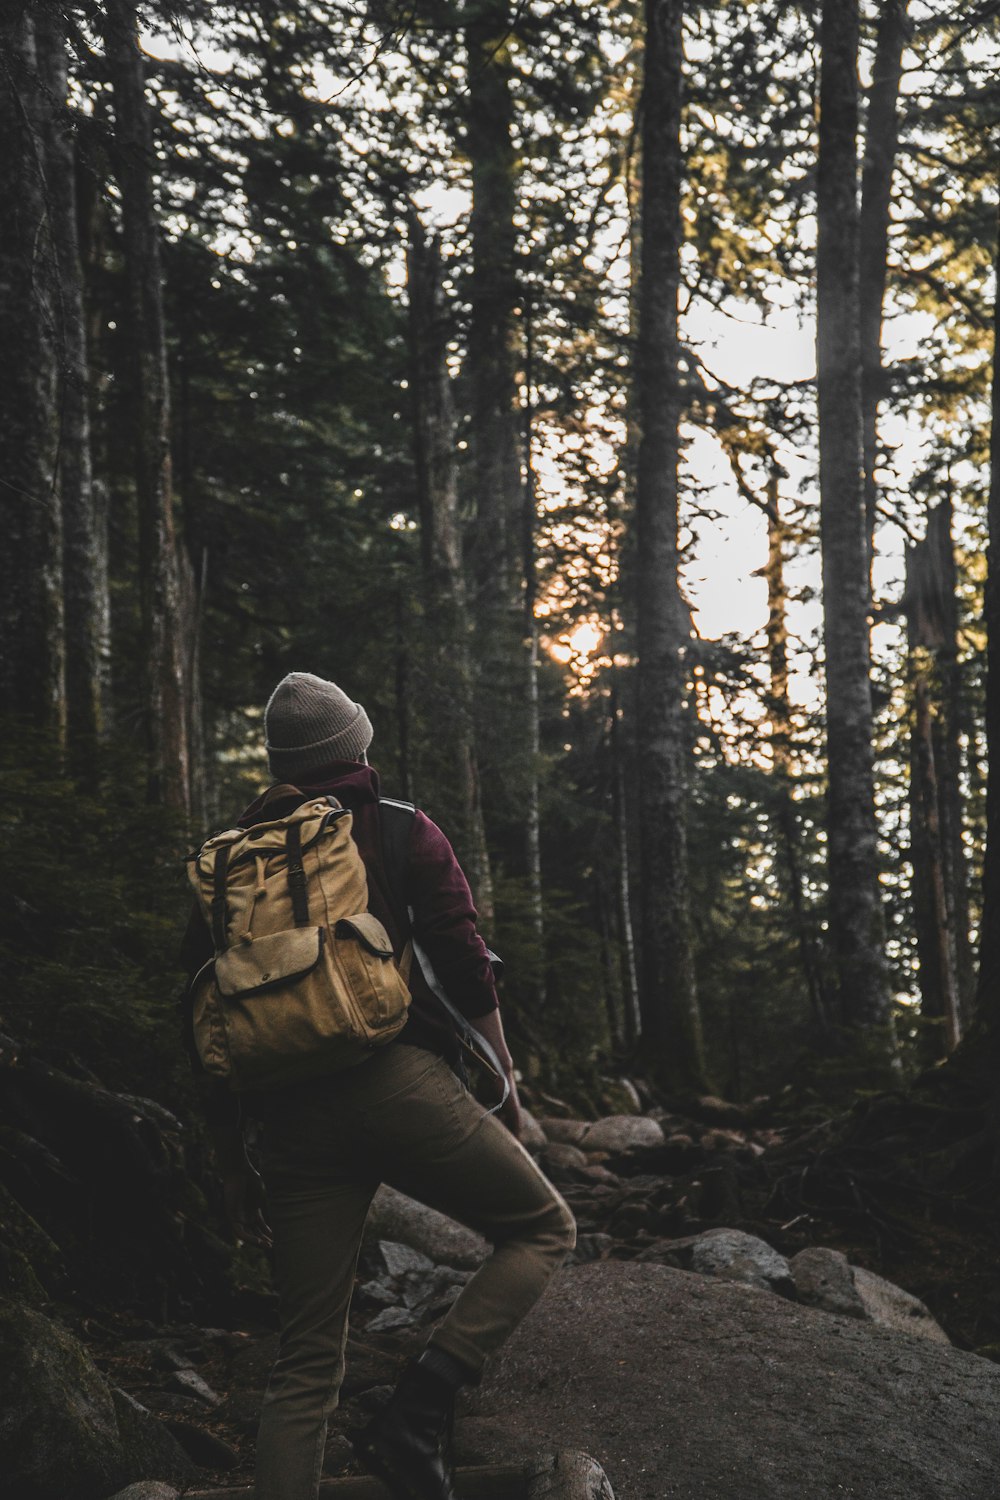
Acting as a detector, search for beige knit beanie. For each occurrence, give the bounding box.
[264,672,373,778]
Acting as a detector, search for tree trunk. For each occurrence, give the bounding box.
[905,499,973,1057]
[464,0,523,609]
[964,191,1000,1078]
[859,0,909,569]
[610,679,641,1048]
[634,0,705,1090]
[764,472,831,1038]
[816,0,891,1040]
[463,1,543,948]
[36,8,109,755]
[104,0,190,813]
[0,11,65,735]
[406,214,494,924]
[522,301,546,997]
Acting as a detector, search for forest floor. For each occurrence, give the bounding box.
[78,1079,1000,1494]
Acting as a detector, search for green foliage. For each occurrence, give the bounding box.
[0,728,191,1102]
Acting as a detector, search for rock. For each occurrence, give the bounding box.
[363,1185,487,1270]
[356,1277,397,1310]
[322,1433,354,1476]
[694,1094,747,1126]
[541,1142,590,1171]
[102,1486,180,1500]
[539,1118,590,1146]
[852,1264,951,1344]
[569,1233,614,1265]
[366,1306,419,1333]
[700,1128,749,1152]
[597,1078,643,1116]
[0,1181,64,1306]
[690,1228,795,1297]
[375,1240,436,1279]
[464,1261,1000,1499]
[109,1390,200,1490]
[162,1421,238,1470]
[167,1368,222,1407]
[527,1450,616,1499]
[0,1298,196,1500]
[789,1247,866,1320]
[518,1109,548,1151]
[580,1116,664,1153]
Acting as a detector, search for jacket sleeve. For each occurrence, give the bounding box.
[407,810,499,1021]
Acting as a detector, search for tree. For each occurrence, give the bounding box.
[859,0,909,568]
[104,0,190,811]
[634,0,705,1091]
[816,0,891,1043]
[905,498,973,1057]
[37,6,110,751]
[0,8,65,735]
[406,212,494,921]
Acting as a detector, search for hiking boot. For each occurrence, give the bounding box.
[351,1353,460,1500]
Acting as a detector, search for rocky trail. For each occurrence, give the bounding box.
[3,1043,1000,1498]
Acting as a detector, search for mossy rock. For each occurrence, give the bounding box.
[0,1183,63,1306]
[0,1298,196,1500]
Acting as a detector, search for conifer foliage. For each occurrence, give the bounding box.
[0,0,999,1103]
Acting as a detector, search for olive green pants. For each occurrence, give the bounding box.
[253,1044,576,1500]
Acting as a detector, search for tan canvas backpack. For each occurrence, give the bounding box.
[186,790,411,1091]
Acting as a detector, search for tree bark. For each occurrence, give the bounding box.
[104,0,190,813]
[464,0,523,609]
[973,190,1000,1065]
[406,214,494,924]
[36,7,110,754]
[905,499,973,1057]
[764,472,831,1038]
[859,0,909,570]
[0,10,65,735]
[634,0,705,1090]
[816,0,891,1039]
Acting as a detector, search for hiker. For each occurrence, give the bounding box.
[181,671,576,1500]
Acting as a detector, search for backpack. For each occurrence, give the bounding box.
[185,788,411,1091]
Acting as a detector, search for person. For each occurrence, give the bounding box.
[181,671,576,1500]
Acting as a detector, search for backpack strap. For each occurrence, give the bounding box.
[378,798,509,1115]
[210,844,231,951]
[285,819,310,927]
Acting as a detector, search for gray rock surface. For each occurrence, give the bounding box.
[852,1264,951,1344]
[581,1116,664,1153]
[541,1142,590,1171]
[363,1185,488,1269]
[0,1299,196,1500]
[102,1487,180,1500]
[539,1118,590,1146]
[789,1246,866,1319]
[689,1227,795,1297]
[464,1261,1000,1499]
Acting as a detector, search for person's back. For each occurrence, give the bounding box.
[185,672,575,1500]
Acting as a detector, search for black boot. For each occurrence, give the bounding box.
[351,1349,466,1500]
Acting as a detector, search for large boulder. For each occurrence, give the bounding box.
[0,1299,196,1500]
[462,1262,1000,1499]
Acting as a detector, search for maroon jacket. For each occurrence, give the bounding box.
[181,761,498,1071]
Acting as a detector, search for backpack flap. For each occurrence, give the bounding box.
[335,912,395,958]
[215,927,324,999]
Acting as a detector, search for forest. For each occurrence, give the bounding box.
[2,1,1000,1497]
